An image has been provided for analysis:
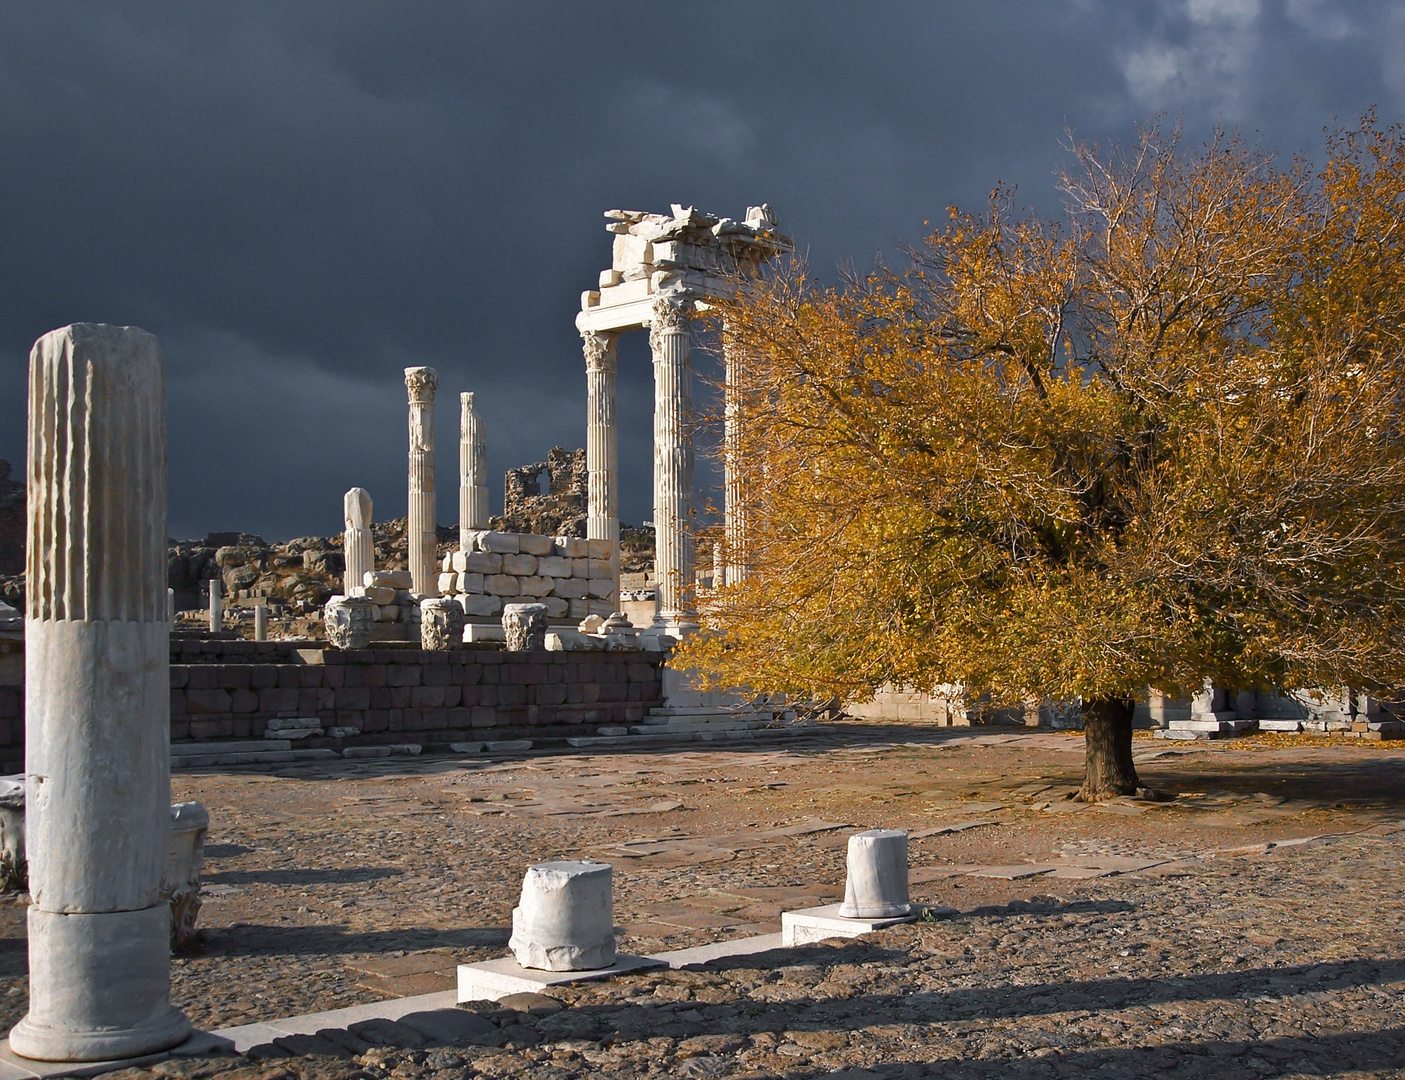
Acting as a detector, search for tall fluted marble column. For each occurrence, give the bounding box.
[404,367,438,597]
[459,392,488,545]
[583,331,620,606]
[13,324,191,1061]
[722,324,746,587]
[343,487,373,597]
[648,297,698,634]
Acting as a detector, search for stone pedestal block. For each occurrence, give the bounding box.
[502,603,548,652]
[838,829,910,918]
[323,596,377,650]
[508,861,615,972]
[420,597,464,650]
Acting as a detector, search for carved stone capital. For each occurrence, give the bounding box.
[649,296,693,335]
[581,331,618,373]
[404,365,438,402]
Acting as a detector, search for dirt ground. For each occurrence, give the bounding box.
[0,722,1402,1078]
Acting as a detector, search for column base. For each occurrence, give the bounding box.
[10,906,190,1063]
[648,614,699,641]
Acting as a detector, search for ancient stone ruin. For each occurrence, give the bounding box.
[577,203,793,636]
[494,446,588,537]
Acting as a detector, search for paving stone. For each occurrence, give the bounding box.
[345,1017,431,1048]
[395,1008,500,1045]
[47,729,1404,1080]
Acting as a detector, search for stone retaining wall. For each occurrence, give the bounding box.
[0,636,665,771]
[438,530,617,622]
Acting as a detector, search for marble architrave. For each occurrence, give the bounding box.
[13,324,191,1062]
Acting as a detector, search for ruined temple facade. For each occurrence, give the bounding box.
[493,447,588,537]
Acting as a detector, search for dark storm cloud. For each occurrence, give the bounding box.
[0,1,1399,538]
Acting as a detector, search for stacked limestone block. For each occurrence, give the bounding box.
[359,570,420,629]
[438,531,616,621]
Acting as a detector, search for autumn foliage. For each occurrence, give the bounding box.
[678,117,1405,797]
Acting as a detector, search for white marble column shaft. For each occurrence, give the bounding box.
[14,324,190,1061]
[405,367,438,597]
[583,331,620,607]
[343,487,373,598]
[722,325,746,587]
[208,580,222,634]
[648,298,698,634]
[459,392,489,545]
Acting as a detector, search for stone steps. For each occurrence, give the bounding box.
[172,745,340,767]
[630,719,762,735]
[1155,717,1257,741]
[173,739,292,756]
[644,706,771,719]
[565,723,830,750]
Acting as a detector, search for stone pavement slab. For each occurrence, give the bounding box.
[457,954,665,1002]
[215,990,458,1052]
[781,902,918,946]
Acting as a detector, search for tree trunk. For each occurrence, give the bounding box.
[1079,696,1140,801]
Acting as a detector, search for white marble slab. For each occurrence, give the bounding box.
[457,954,663,1002]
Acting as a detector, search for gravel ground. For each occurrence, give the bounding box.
[1,725,1402,1078]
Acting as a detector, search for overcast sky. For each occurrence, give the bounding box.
[1,1,1401,540]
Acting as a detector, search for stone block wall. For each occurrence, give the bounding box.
[0,636,664,770]
[844,683,973,726]
[438,530,617,622]
[0,632,19,772]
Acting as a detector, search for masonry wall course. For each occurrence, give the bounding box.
[0,638,665,769]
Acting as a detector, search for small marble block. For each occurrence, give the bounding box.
[781,903,918,947]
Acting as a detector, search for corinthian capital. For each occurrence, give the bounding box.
[581,331,619,373]
[404,366,438,402]
[649,295,693,334]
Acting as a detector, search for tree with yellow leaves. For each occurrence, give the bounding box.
[679,117,1405,800]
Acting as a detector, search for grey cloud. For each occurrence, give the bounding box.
[0,1,1397,538]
